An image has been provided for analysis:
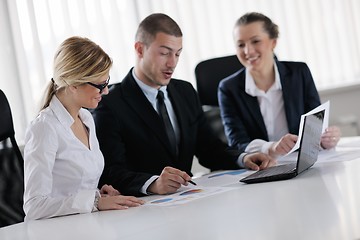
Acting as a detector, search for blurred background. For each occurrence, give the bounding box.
[1,0,360,144]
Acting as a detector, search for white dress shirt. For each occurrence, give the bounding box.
[23,96,104,220]
[244,63,289,154]
[132,69,180,141]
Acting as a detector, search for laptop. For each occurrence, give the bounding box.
[240,110,324,184]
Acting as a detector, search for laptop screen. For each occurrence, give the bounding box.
[296,110,324,174]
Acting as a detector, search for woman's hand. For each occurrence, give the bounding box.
[321,126,341,149]
[243,152,276,171]
[100,184,120,196]
[97,195,145,211]
[269,134,298,157]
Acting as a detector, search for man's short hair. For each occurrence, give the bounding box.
[135,13,183,46]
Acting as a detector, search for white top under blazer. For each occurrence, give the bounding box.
[23,96,103,220]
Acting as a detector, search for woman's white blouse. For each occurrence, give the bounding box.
[23,96,104,220]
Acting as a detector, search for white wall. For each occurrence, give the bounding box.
[320,84,360,136]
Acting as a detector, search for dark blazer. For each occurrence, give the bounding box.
[218,61,321,152]
[92,69,240,196]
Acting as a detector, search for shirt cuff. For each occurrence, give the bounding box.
[245,139,274,154]
[261,141,275,154]
[245,139,267,153]
[92,190,101,212]
[237,152,249,168]
[72,189,99,214]
[141,175,159,195]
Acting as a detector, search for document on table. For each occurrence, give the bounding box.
[337,136,360,148]
[285,101,330,156]
[146,186,235,206]
[278,146,360,163]
[145,169,248,206]
[317,148,360,162]
[193,169,248,187]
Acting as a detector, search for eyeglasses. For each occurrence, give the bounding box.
[87,76,110,93]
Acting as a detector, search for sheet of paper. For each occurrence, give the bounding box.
[146,186,235,206]
[193,169,248,187]
[144,169,250,206]
[336,136,360,148]
[317,148,360,163]
[285,101,330,156]
[278,146,360,163]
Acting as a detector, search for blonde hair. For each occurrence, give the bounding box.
[41,36,112,110]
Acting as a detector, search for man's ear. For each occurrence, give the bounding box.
[135,41,144,58]
[272,38,277,50]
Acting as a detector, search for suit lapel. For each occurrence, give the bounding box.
[121,73,176,157]
[277,61,295,131]
[237,70,268,138]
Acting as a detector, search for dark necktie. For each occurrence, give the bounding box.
[157,90,178,156]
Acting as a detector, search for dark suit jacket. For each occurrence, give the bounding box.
[218,61,321,152]
[92,69,240,196]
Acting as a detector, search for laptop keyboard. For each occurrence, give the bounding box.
[241,163,297,182]
[252,163,296,178]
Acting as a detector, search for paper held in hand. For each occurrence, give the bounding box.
[284,101,330,156]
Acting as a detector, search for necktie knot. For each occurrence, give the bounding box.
[157,90,165,101]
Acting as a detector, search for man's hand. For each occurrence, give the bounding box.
[243,152,276,171]
[147,166,192,195]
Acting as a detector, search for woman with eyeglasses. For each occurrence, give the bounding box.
[23,36,144,221]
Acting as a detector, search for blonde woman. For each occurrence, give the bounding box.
[23,36,144,221]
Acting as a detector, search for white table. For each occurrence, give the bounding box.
[1,137,360,240]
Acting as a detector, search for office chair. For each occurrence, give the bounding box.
[195,55,243,107]
[195,55,243,144]
[0,89,25,227]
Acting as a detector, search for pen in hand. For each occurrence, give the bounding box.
[188,180,197,186]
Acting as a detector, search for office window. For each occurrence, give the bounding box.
[1,0,360,142]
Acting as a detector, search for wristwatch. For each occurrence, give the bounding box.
[92,191,101,212]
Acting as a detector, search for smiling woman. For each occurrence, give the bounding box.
[218,12,341,158]
[1,0,360,144]
[22,36,144,221]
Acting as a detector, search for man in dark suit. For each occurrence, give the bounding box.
[92,13,274,197]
